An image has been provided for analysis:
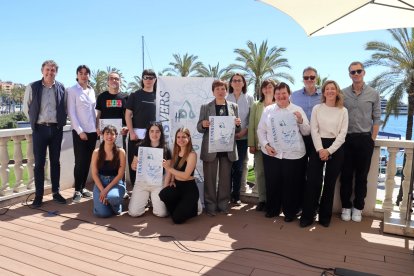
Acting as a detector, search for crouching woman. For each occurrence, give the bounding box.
[91,125,126,217]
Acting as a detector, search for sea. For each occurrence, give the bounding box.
[380,114,408,166]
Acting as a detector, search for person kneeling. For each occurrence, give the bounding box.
[91,125,126,218]
[159,128,199,224]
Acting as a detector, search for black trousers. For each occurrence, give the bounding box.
[159,179,199,224]
[302,138,344,223]
[340,134,374,210]
[72,130,97,192]
[263,154,306,218]
[299,135,314,208]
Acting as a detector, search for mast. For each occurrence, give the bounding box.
[142,35,144,71]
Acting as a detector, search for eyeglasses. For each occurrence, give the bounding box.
[232,79,243,83]
[350,69,364,75]
[303,76,316,81]
[143,76,156,80]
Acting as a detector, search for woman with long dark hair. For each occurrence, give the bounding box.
[128,122,172,217]
[159,127,199,224]
[91,125,126,217]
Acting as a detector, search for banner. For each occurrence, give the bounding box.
[156,77,215,206]
[136,147,163,187]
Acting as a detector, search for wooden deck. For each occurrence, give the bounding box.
[0,189,413,276]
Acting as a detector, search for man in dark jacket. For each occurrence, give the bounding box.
[23,60,67,207]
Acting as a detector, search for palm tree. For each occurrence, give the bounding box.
[162,53,204,77]
[127,75,142,93]
[196,63,232,80]
[364,28,414,141]
[228,40,294,100]
[316,75,329,88]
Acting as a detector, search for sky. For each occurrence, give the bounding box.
[0,0,399,96]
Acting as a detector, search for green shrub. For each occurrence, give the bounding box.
[0,112,27,129]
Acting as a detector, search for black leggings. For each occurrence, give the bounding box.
[159,179,199,224]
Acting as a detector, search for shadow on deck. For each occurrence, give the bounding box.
[0,188,413,276]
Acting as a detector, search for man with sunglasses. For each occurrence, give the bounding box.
[340,61,381,223]
[125,69,157,186]
[291,66,322,212]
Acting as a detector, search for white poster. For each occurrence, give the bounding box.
[99,118,123,147]
[156,77,215,206]
[208,115,235,153]
[269,110,301,152]
[136,147,163,186]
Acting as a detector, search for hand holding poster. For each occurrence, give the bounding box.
[99,119,123,147]
[269,110,301,152]
[208,115,235,153]
[136,147,163,187]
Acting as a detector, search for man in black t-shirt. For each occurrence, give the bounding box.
[125,69,157,186]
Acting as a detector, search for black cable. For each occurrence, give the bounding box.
[20,193,334,274]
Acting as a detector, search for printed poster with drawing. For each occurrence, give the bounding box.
[269,110,301,152]
[208,116,235,153]
[136,147,163,186]
[99,119,123,147]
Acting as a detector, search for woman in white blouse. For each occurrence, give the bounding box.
[300,80,348,228]
[257,82,310,221]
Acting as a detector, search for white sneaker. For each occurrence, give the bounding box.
[352,207,362,222]
[341,208,351,221]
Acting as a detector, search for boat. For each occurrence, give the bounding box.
[380,97,408,115]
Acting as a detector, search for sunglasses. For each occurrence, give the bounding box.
[143,76,156,80]
[303,76,316,81]
[232,79,243,83]
[350,69,364,75]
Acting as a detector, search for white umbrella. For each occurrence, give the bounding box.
[259,0,414,36]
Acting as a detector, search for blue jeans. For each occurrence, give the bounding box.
[32,124,63,197]
[93,175,126,218]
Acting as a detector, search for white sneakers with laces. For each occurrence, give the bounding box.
[341,207,362,222]
[341,208,351,221]
[351,207,362,222]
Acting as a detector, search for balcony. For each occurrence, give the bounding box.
[0,127,413,275]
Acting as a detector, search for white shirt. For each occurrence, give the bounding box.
[257,102,310,159]
[67,83,97,134]
[310,103,348,154]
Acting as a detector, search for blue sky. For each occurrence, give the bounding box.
[0,0,395,94]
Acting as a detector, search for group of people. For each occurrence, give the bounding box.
[23,59,380,227]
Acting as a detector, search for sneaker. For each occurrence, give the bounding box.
[53,193,67,204]
[81,188,92,198]
[72,191,82,203]
[351,207,362,222]
[341,208,351,221]
[233,200,242,206]
[32,195,43,208]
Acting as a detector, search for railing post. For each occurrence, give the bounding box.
[12,135,25,192]
[382,147,398,210]
[25,134,35,190]
[400,148,413,213]
[0,137,12,196]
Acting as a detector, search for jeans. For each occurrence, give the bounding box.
[32,124,63,197]
[93,175,126,218]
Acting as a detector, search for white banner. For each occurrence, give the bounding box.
[136,147,163,187]
[208,116,235,153]
[99,118,123,147]
[156,77,215,206]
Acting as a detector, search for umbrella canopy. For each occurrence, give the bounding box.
[259,0,414,36]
